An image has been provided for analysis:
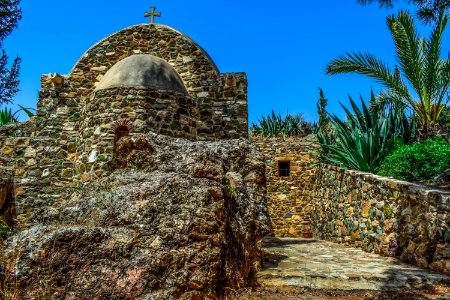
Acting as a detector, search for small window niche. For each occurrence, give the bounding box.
[278,161,291,177]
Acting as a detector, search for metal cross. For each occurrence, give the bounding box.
[144,6,161,24]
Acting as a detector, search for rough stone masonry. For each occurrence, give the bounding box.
[0,23,249,222]
[0,21,270,299]
[2,134,270,299]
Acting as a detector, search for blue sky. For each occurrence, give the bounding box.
[4,0,450,125]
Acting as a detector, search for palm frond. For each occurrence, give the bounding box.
[326,52,412,103]
[327,10,450,137]
[387,11,425,101]
[424,12,449,101]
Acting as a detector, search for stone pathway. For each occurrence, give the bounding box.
[259,237,450,294]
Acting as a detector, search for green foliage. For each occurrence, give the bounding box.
[0,104,34,126]
[0,216,9,240]
[0,0,21,106]
[0,0,22,41]
[317,88,329,130]
[383,203,394,219]
[316,93,415,173]
[327,10,450,138]
[357,0,450,24]
[439,104,450,132]
[378,138,450,181]
[0,106,13,125]
[225,182,235,198]
[250,110,312,138]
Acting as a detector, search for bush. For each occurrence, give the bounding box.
[377,139,450,182]
[439,105,450,133]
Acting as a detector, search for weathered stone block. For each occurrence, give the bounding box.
[2,134,270,299]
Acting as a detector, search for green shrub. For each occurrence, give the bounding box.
[439,105,450,133]
[378,139,450,182]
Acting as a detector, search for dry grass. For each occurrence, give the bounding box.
[228,286,449,300]
[0,235,20,300]
[0,239,57,300]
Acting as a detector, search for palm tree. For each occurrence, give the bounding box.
[326,10,450,138]
[357,0,450,24]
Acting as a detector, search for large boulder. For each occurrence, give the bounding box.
[2,133,270,299]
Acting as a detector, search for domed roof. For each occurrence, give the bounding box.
[95,54,188,94]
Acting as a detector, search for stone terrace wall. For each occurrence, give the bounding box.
[312,164,450,275]
[254,135,318,236]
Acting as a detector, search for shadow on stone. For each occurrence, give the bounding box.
[262,251,289,269]
[0,175,15,227]
[379,265,450,293]
[262,237,318,248]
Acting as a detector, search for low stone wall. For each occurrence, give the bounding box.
[254,136,318,237]
[311,164,450,275]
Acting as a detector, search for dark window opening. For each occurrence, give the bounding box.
[1,185,16,227]
[113,119,133,141]
[278,161,291,177]
[114,125,131,140]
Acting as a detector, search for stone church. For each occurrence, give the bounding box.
[1,9,248,210]
[0,8,270,300]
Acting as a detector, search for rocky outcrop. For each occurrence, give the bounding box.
[2,133,270,299]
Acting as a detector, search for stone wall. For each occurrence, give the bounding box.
[0,23,248,229]
[256,135,450,274]
[76,87,197,181]
[254,136,318,236]
[196,73,248,140]
[311,164,450,275]
[0,115,77,228]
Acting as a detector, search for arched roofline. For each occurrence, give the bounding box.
[69,23,220,76]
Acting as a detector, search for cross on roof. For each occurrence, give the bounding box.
[144,6,161,24]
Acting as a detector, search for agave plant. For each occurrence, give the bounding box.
[327,10,450,139]
[0,107,13,125]
[250,110,312,138]
[0,104,35,126]
[316,94,415,173]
